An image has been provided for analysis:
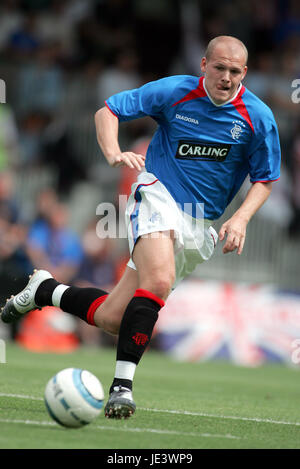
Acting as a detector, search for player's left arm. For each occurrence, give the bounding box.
[219,181,272,255]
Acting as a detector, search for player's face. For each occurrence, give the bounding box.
[201,45,247,105]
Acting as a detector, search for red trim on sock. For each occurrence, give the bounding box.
[86,295,108,325]
[134,288,165,308]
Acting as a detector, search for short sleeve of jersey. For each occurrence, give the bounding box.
[248,115,281,183]
[105,76,182,122]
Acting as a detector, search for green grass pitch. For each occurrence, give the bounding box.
[0,342,300,449]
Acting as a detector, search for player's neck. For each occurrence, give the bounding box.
[203,79,242,107]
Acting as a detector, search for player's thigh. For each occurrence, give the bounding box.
[93,265,138,331]
[132,231,176,299]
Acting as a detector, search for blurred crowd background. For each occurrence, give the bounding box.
[0,0,299,348]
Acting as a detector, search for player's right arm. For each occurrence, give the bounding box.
[95,76,185,171]
[94,105,145,171]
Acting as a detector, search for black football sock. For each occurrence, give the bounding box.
[109,289,165,394]
[60,287,108,324]
[35,278,60,306]
[35,279,108,324]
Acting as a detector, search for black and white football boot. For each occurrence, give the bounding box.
[1,269,53,323]
[104,386,136,419]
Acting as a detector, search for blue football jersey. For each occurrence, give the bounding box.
[105,75,281,220]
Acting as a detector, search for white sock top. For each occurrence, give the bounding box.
[114,360,137,381]
[51,284,70,307]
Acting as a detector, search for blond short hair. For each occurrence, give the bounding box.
[205,36,248,65]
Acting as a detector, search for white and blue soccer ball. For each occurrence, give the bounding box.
[44,368,104,428]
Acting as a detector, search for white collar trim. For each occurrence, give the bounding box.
[203,79,242,107]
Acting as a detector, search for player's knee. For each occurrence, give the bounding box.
[100,316,120,336]
[94,305,121,336]
[142,272,175,301]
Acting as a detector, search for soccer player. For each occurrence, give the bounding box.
[1,36,281,419]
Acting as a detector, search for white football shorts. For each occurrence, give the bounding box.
[125,172,218,288]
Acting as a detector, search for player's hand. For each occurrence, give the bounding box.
[109,152,146,171]
[218,215,247,255]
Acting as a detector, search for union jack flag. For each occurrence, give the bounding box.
[155,280,300,367]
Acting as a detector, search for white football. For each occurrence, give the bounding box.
[44,368,104,428]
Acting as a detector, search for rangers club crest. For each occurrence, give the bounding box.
[230,120,245,140]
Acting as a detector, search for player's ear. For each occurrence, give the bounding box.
[241,65,248,81]
[200,57,207,74]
